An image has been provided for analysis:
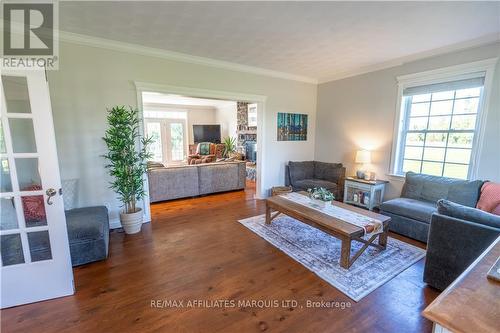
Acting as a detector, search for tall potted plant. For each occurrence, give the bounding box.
[103,106,152,234]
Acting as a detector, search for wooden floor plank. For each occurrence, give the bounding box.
[1,182,439,332]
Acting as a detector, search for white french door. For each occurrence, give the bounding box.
[0,70,74,308]
[145,118,187,166]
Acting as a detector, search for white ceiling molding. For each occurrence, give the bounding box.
[318,33,500,84]
[58,30,318,84]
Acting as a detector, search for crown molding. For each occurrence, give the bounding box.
[57,30,318,84]
[318,33,500,84]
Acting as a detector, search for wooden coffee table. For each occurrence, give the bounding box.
[265,192,391,269]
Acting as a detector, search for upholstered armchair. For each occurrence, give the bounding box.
[188,143,224,164]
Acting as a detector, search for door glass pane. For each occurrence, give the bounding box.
[146,122,162,162]
[1,158,13,192]
[0,122,6,153]
[16,158,42,190]
[21,195,47,227]
[1,76,32,114]
[170,123,184,161]
[1,234,25,266]
[27,231,52,262]
[1,197,19,230]
[9,118,37,153]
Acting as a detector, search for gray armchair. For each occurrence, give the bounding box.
[423,199,500,291]
[285,161,345,200]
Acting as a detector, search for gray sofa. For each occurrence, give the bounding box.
[148,161,246,202]
[285,161,345,200]
[424,199,500,290]
[380,172,483,242]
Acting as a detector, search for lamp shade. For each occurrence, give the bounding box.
[355,150,371,164]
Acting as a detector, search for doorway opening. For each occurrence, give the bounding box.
[137,86,264,222]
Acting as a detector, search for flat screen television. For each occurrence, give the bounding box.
[193,125,221,143]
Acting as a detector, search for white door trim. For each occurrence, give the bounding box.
[135,82,267,224]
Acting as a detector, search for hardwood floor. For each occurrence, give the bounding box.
[1,183,439,332]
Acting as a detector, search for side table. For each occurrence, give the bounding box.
[343,177,388,211]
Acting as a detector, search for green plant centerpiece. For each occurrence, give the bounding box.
[307,187,335,203]
[222,136,236,158]
[103,106,152,234]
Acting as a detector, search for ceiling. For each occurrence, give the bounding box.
[60,2,500,83]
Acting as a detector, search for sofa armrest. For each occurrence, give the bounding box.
[285,165,291,186]
[424,213,500,290]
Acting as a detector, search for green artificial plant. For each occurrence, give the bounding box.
[103,106,153,214]
[222,136,237,158]
[307,187,335,202]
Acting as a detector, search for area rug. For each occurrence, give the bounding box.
[238,214,425,301]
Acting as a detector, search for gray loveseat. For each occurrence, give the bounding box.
[285,161,346,200]
[380,172,483,242]
[424,199,500,290]
[148,161,246,202]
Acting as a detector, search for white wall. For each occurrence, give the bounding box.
[48,40,317,225]
[315,42,500,200]
[215,102,238,140]
[185,106,217,144]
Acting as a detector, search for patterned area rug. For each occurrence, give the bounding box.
[238,214,426,301]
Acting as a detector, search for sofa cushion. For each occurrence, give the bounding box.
[288,161,314,183]
[446,180,483,207]
[313,161,343,181]
[380,198,437,223]
[293,179,338,192]
[66,206,108,241]
[401,171,483,206]
[437,199,500,229]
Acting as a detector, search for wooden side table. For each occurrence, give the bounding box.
[343,177,388,211]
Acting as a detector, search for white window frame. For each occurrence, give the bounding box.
[390,58,498,180]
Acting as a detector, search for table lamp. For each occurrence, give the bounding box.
[355,150,371,179]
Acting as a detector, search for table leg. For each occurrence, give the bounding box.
[340,238,351,269]
[378,229,388,249]
[265,204,271,225]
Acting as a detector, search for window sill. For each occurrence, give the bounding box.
[386,173,406,181]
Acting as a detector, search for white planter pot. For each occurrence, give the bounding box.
[120,208,143,234]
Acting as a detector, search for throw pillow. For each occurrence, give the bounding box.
[477,182,500,215]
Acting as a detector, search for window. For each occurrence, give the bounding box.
[391,59,497,180]
[144,110,187,166]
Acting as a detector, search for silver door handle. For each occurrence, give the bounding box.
[46,188,57,205]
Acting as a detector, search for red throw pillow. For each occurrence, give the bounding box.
[477,182,500,216]
[21,185,46,223]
